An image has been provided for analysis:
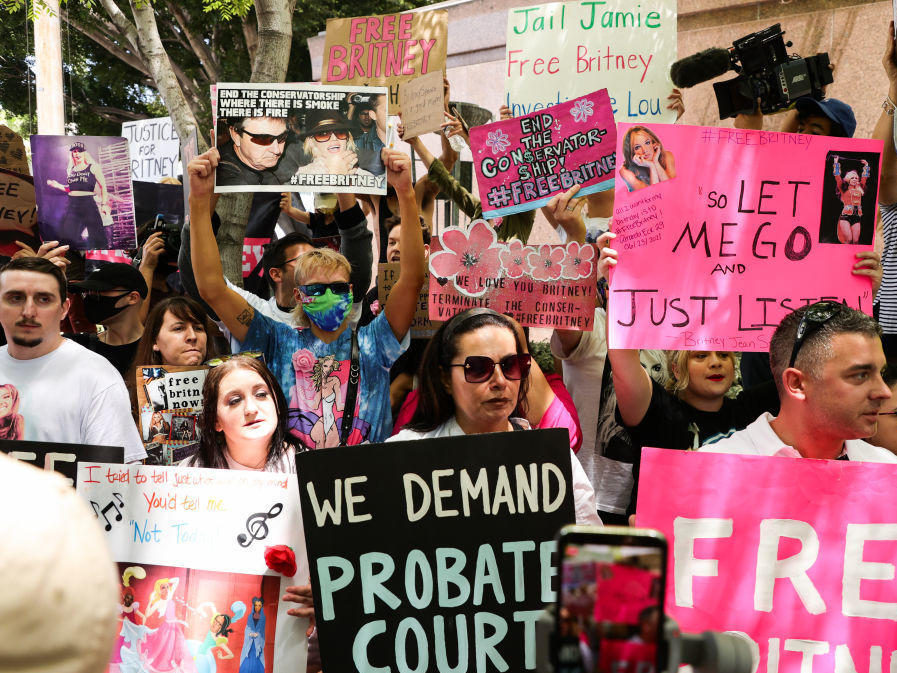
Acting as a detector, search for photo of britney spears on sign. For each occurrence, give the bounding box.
[214,83,388,195]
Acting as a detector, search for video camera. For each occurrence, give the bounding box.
[535,525,754,673]
[670,23,833,119]
[349,93,377,111]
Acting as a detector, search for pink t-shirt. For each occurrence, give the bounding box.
[392,372,582,452]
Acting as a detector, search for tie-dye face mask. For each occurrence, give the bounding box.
[301,287,353,332]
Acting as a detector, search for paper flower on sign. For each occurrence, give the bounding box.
[485,129,511,155]
[292,349,316,374]
[499,240,533,278]
[264,545,297,577]
[560,242,596,280]
[527,244,565,281]
[430,220,501,297]
[571,99,594,124]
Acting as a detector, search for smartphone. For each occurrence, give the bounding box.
[555,525,668,673]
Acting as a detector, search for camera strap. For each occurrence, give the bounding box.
[338,328,360,447]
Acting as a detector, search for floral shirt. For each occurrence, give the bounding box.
[239,312,408,447]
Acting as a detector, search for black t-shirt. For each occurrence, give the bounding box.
[622,378,780,513]
[67,333,139,380]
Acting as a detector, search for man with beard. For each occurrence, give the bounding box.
[701,301,897,462]
[0,257,144,460]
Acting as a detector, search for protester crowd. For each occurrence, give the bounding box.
[4,17,897,673]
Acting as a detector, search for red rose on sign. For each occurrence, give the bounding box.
[264,545,297,577]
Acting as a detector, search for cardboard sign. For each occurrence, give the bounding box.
[505,0,677,123]
[429,219,598,329]
[77,463,307,673]
[637,448,897,673]
[296,429,576,673]
[136,365,208,465]
[322,9,448,115]
[121,117,181,180]
[378,262,438,336]
[30,135,138,250]
[608,125,883,350]
[398,70,445,139]
[214,83,388,195]
[470,90,616,218]
[0,125,29,174]
[0,439,123,486]
[0,168,37,233]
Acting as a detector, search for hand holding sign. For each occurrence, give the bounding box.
[188,147,219,203]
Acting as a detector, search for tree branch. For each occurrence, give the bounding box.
[95,0,142,56]
[165,0,220,82]
[62,8,150,76]
[241,14,258,65]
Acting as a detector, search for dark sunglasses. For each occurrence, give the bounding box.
[788,301,844,368]
[298,282,351,297]
[448,354,531,383]
[240,129,289,146]
[313,130,349,142]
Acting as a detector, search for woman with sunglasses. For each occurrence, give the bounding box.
[389,308,601,524]
[296,115,373,178]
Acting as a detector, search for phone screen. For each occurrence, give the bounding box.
[558,539,666,673]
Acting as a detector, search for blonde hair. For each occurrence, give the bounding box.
[290,248,352,327]
[303,133,358,160]
[664,350,738,396]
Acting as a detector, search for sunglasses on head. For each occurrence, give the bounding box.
[449,354,531,383]
[298,282,351,297]
[240,129,289,146]
[788,300,844,369]
[313,130,349,142]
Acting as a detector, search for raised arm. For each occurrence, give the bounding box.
[598,235,654,426]
[875,25,897,204]
[188,149,255,343]
[382,149,426,341]
[334,192,373,303]
[280,192,311,224]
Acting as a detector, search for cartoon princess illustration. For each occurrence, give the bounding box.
[306,355,343,448]
[110,566,150,672]
[186,601,246,673]
[239,597,266,673]
[141,576,196,672]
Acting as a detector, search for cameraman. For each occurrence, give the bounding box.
[733,90,856,138]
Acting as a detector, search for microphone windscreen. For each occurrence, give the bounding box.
[670,48,732,88]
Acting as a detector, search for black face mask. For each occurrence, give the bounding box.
[83,290,131,324]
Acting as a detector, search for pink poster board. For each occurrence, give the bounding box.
[637,448,897,672]
[428,219,597,329]
[470,90,616,219]
[608,124,883,350]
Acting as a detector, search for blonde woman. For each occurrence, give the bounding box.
[45,141,112,247]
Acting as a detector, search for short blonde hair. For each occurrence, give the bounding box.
[664,350,739,397]
[290,248,352,327]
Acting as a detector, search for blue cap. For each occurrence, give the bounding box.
[794,97,856,138]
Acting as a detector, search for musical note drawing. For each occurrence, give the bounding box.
[91,493,125,531]
[237,503,283,547]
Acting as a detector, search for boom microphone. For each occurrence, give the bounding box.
[670,48,733,88]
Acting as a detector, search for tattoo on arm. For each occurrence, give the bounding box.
[236,307,254,326]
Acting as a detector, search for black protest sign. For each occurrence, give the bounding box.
[297,428,575,673]
[0,439,123,486]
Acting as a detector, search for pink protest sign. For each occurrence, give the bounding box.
[428,219,597,329]
[608,124,883,350]
[637,448,897,672]
[470,90,616,219]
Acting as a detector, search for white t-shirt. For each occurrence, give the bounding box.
[389,417,602,526]
[0,339,145,462]
[700,412,897,462]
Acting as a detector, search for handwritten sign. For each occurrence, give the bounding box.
[0,125,29,174]
[322,9,448,114]
[77,463,307,672]
[121,117,181,180]
[470,90,616,218]
[215,83,388,195]
[505,0,677,123]
[429,220,598,329]
[378,262,438,336]
[398,71,445,139]
[0,168,36,233]
[608,125,884,350]
[638,448,897,673]
[137,365,208,464]
[297,429,575,673]
[0,439,122,486]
